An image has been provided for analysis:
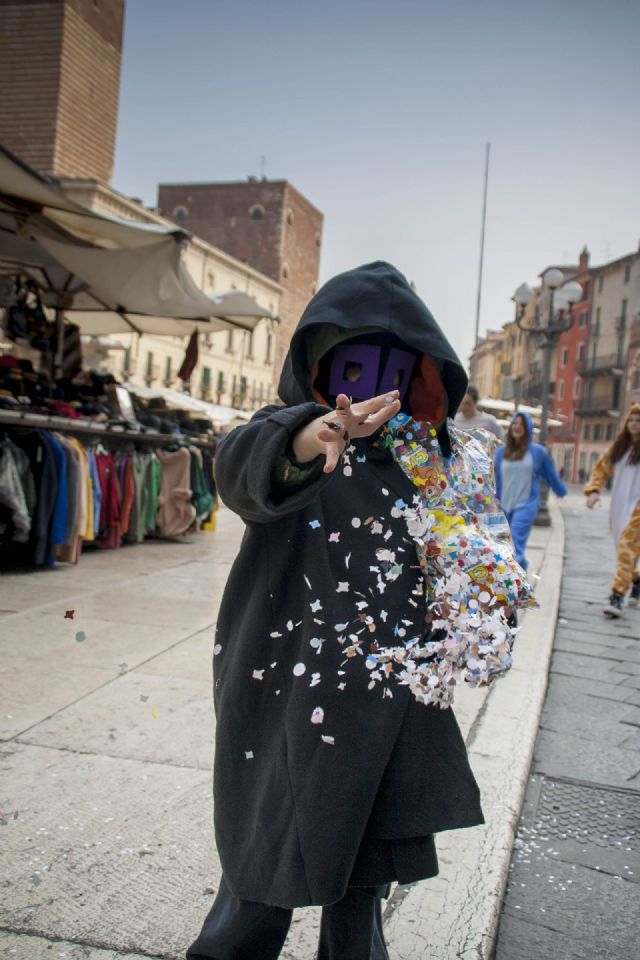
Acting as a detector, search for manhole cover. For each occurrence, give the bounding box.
[535,778,639,850]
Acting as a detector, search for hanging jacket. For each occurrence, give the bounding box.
[210,262,483,909]
[0,439,35,543]
[156,447,196,536]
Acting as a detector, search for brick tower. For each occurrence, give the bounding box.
[0,0,125,182]
[157,178,324,374]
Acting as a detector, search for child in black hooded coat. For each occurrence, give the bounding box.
[187,263,486,960]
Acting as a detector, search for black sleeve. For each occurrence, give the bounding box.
[215,402,336,523]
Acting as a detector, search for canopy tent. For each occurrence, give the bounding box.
[480,397,565,427]
[0,144,273,336]
[125,382,252,426]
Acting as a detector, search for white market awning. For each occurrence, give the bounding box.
[0,144,272,334]
[125,382,252,425]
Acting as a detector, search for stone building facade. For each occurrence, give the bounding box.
[577,247,640,478]
[157,179,323,373]
[0,0,124,182]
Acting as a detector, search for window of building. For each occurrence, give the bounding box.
[561,347,569,366]
[249,204,265,221]
[633,366,640,391]
[226,329,234,353]
[579,311,587,327]
[217,370,225,399]
[582,280,590,300]
[606,423,616,440]
[173,206,188,224]
[558,380,565,400]
[315,232,321,248]
[583,423,591,440]
[164,356,172,386]
[122,347,131,376]
[232,374,237,403]
[207,271,215,289]
[578,342,586,361]
[573,378,581,398]
[145,351,154,384]
[594,307,601,337]
[621,298,628,324]
[598,275,604,293]
[282,262,290,280]
[246,329,255,359]
[265,330,273,364]
[624,263,631,284]
[286,208,294,226]
[593,423,602,441]
[239,376,248,401]
[201,366,211,399]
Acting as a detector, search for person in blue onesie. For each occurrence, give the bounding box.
[494,412,567,570]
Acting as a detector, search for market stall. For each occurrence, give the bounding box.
[0,144,269,568]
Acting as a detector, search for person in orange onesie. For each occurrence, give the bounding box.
[585,404,640,618]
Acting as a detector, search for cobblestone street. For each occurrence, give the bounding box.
[495,491,640,960]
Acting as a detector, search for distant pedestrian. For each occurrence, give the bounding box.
[454,385,504,442]
[584,404,640,618]
[495,412,567,570]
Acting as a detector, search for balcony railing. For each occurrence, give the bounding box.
[576,353,625,376]
[577,394,619,414]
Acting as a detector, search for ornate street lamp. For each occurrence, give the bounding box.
[512,270,583,526]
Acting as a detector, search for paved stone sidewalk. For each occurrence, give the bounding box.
[0,501,556,960]
[494,491,640,960]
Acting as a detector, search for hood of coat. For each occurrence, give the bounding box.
[509,411,535,444]
[277,262,468,424]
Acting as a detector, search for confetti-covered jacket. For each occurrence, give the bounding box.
[211,262,484,908]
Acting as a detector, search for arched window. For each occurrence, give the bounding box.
[249,204,265,221]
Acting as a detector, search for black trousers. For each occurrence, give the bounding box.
[186,876,391,960]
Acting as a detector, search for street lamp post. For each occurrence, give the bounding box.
[512,270,583,526]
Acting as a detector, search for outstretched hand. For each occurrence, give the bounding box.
[293,391,401,474]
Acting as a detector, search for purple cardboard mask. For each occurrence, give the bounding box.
[328,344,381,400]
[378,348,417,401]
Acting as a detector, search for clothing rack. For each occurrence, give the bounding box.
[0,410,215,449]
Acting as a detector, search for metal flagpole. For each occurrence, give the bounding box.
[474,142,491,350]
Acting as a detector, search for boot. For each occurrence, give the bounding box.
[603,591,624,618]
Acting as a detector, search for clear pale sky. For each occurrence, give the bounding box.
[114,0,640,366]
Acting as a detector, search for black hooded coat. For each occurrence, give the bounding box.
[212,262,484,909]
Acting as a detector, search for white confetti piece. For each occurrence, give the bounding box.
[311,707,324,724]
[252,669,265,680]
[336,582,349,592]
[310,672,321,687]
[245,751,254,760]
[321,735,335,745]
[351,517,361,528]
[213,644,222,656]
[310,599,322,612]
[293,663,306,676]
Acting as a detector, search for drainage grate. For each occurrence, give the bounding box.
[534,777,639,850]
